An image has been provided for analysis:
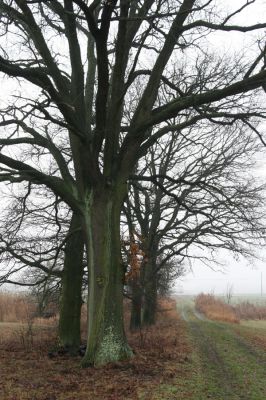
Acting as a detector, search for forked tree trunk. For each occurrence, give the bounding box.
[81,185,133,367]
[58,213,84,353]
[142,259,157,326]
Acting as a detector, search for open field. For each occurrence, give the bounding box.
[241,320,266,329]
[224,295,266,306]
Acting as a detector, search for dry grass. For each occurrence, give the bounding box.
[0,297,191,400]
[195,293,240,323]
[195,293,266,324]
[0,291,35,322]
[0,291,59,328]
[236,328,266,351]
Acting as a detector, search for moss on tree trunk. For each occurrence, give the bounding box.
[143,259,157,326]
[58,213,84,353]
[130,280,142,331]
[81,185,133,367]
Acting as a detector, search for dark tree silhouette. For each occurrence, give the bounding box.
[0,0,266,365]
[125,122,265,327]
[0,186,85,352]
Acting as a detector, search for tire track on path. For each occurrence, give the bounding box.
[181,305,266,399]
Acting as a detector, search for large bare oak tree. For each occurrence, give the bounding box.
[0,0,266,365]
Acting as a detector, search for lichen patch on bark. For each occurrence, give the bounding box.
[95,326,133,365]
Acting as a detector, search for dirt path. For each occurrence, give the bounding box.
[181,307,266,400]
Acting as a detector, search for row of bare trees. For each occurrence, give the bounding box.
[0,0,265,366]
[124,122,265,329]
[1,115,265,353]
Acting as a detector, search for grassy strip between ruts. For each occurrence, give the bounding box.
[149,306,266,400]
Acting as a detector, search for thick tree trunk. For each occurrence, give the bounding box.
[81,185,133,366]
[58,213,84,353]
[129,280,142,331]
[142,259,157,326]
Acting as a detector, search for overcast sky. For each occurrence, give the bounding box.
[176,0,266,296]
[178,157,266,296]
[176,253,266,295]
[0,1,266,296]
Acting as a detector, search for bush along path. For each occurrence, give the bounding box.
[172,306,266,400]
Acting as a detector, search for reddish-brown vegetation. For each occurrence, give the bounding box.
[0,292,35,323]
[0,291,59,325]
[195,293,240,323]
[195,293,266,324]
[0,297,190,400]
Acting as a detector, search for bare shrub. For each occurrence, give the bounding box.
[235,301,266,320]
[14,321,34,350]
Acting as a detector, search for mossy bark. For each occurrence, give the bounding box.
[129,280,142,331]
[81,185,133,367]
[58,212,84,353]
[142,259,157,326]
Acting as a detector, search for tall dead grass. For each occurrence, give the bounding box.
[0,291,35,323]
[0,291,58,326]
[195,293,240,323]
[195,293,266,323]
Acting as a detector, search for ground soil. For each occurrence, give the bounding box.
[0,300,266,399]
[0,299,189,400]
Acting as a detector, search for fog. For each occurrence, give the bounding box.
[173,248,265,295]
